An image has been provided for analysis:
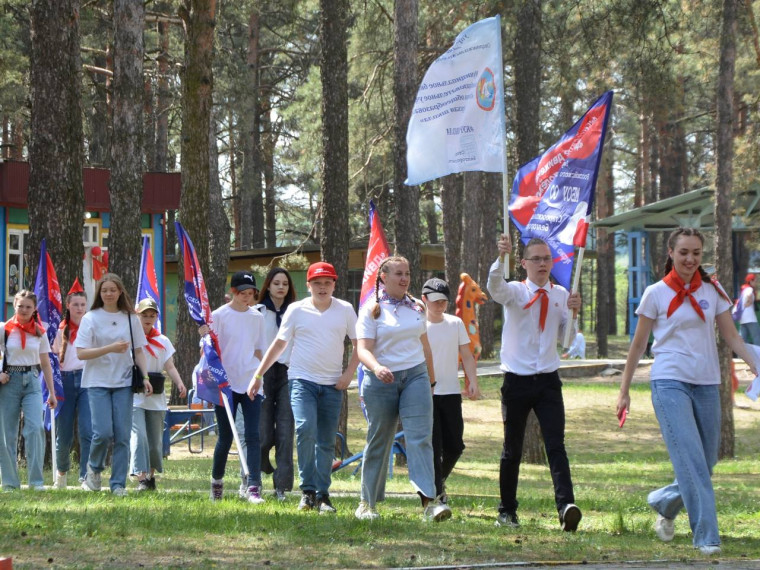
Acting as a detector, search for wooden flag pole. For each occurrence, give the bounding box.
[562,247,585,348]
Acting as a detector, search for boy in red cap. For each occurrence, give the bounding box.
[250,261,359,514]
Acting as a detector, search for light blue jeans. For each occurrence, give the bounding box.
[55,370,92,480]
[0,370,44,489]
[130,408,166,475]
[648,379,721,547]
[289,378,343,497]
[360,362,435,506]
[87,386,134,490]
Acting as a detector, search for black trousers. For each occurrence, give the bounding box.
[498,371,574,514]
[432,393,465,496]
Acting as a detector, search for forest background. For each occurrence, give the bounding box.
[1,0,759,456]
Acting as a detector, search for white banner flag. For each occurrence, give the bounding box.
[405,15,506,186]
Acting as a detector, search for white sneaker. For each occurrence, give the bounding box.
[246,486,265,504]
[423,500,452,522]
[112,486,128,497]
[654,514,675,542]
[698,545,721,555]
[81,466,101,492]
[30,485,46,491]
[54,472,67,490]
[355,501,380,520]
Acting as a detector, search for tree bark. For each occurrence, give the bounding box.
[393,0,421,294]
[513,0,545,466]
[478,172,500,358]
[175,0,216,395]
[28,0,85,300]
[440,174,464,286]
[716,0,737,459]
[108,0,145,295]
[595,137,614,356]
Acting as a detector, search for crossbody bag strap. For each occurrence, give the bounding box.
[127,312,136,363]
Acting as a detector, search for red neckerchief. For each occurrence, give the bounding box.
[663,269,704,321]
[712,277,732,305]
[144,327,164,358]
[59,319,79,345]
[522,281,550,331]
[4,315,45,349]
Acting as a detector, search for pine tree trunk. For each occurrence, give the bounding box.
[461,172,482,278]
[716,0,737,459]
[478,173,500,358]
[595,139,614,357]
[108,0,145,294]
[175,0,216,392]
[441,174,464,286]
[393,0,421,294]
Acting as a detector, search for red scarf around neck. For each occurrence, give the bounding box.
[4,315,44,349]
[144,327,164,358]
[522,282,549,331]
[663,269,705,321]
[59,318,79,345]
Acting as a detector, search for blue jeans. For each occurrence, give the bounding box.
[260,363,294,492]
[87,386,134,490]
[360,362,435,506]
[55,370,92,480]
[0,370,44,489]
[213,391,262,487]
[130,408,166,475]
[649,380,721,547]
[740,322,760,346]
[289,378,343,497]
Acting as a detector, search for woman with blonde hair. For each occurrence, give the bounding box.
[0,290,57,490]
[75,273,150,496]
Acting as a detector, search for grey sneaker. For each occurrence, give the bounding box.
[698,545,721,556]
[559,503,582,532]
[298,491,316,511]
[275,489,287,502]
[354,501,379,520]
[654,514,674,541]
[81,466,101,492]
[496,511,520,528]
[136,479,152,492]
[54,472,67,490]
[112,486,128,497]
[210,480,224,501]
[423,500,452,522]
[238,476,248,499]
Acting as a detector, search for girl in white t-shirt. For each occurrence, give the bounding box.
[354,256,450,522]
[0,290,57,490]
[618,227,757,555]
[75,274,150,496]
[131,299,186,491]
[52,282,91,489]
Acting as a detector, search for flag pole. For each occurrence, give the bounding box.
[50,410,57,477]
[495,14,510,280]
[221,391,249,479]
[562,247,584,348]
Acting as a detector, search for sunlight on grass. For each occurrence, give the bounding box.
[3,378,760,567]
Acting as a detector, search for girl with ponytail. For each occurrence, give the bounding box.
[52,279,91,489]
[618,227,757,554]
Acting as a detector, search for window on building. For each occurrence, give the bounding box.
[7,229,29,298]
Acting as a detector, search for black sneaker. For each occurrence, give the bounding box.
[317,494,337,514]
[559,503,582,532]
[298,491,316,511]
[496,511,519,528]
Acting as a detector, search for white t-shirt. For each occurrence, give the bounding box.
[53,326,86,371]
[210,304,267,394]
[427,314,469,395]
[637,278,731,385]
[1,325,51,366]
[277,297,357,386]
[255,303,292,366]
[739,286,757,324]
[74,309,147,389]
[356,299,427,372]
[133,333,175,411]
[487,259,571,375]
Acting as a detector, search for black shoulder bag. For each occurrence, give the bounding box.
[127,314,145,393]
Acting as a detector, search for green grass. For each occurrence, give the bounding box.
[3,375,760,567]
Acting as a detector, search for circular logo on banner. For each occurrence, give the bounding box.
[476,68,496,111]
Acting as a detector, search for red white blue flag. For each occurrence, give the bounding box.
[136,236,162,331]
[509,90,613,290]
[33,239,64,430]
[175,222,231,405]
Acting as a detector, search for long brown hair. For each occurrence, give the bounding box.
[12,290,42,335]
[256,267,297,306]
[59,291,87,362]
[664,227,711,283]
[90,273,134,313]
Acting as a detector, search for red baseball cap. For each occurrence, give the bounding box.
[307,262,338,282]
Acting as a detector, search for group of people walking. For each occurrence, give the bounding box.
[0,226,754,550]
